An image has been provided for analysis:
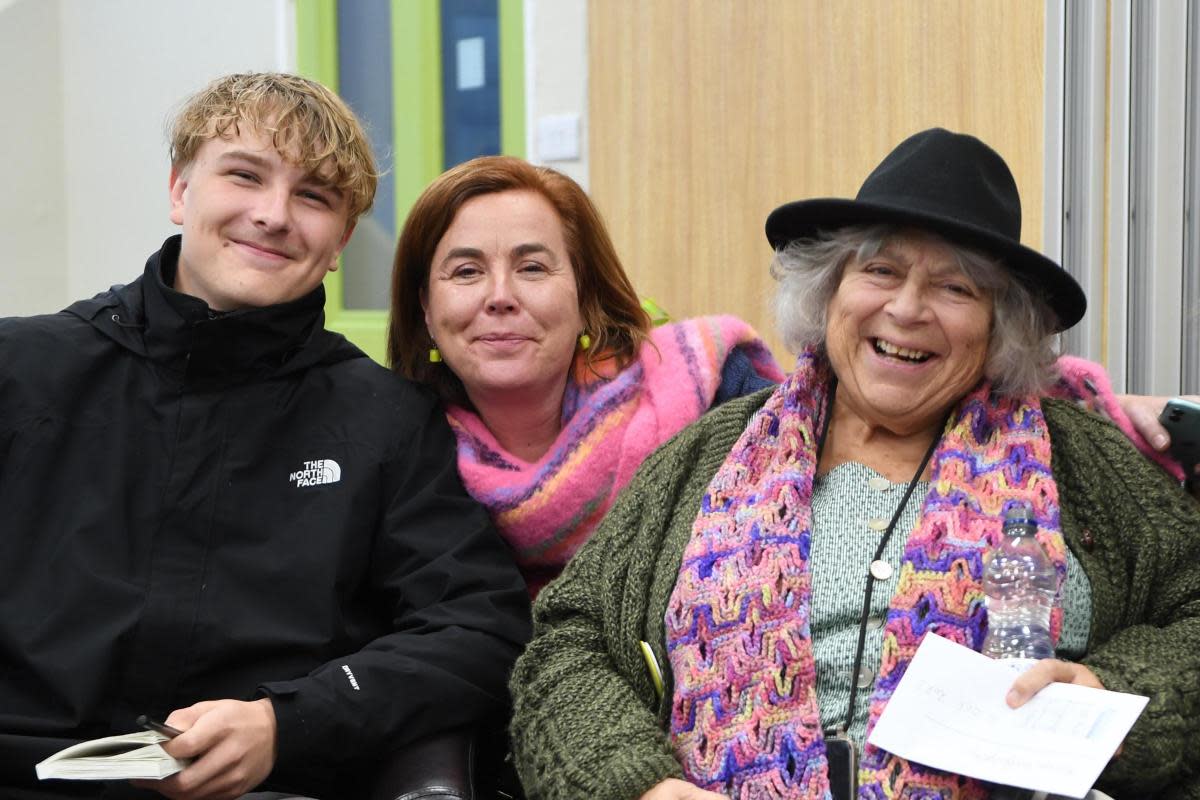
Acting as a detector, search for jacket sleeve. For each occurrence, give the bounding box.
[1047,399,1200,796]
[260,396,532,782]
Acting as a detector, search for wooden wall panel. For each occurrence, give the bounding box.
[589,0,1045,361]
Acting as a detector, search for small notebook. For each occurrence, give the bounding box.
[36,730,187,781]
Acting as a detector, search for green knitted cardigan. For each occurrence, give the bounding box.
[509,391,1200,800]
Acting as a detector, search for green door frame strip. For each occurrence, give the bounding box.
[497,0,525,158]
[295,0,525,364]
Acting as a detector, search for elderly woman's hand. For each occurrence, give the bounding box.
[639,778,728,800]
[1005,659,1104,705]
[1005,660,1123,759]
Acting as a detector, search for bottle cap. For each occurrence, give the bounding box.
[1002,502,1035,528]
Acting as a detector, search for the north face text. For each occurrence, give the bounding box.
[290,459,342,487]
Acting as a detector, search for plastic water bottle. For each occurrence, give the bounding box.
[981,502,1055,661]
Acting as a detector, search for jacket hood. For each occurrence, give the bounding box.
[65,235,365,381]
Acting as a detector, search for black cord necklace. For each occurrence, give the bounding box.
[814,382,947,738]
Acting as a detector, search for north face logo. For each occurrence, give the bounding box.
[289,459,342,487]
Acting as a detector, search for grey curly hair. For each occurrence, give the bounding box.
[770,225,1060,395]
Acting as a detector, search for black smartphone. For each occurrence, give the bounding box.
[824,735,857,800]
[1159,398,1200,475]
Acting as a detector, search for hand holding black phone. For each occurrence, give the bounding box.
[1159,397,1200,485]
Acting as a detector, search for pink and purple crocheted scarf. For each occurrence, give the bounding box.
[448,316,783,596]
[664,350,1143,799]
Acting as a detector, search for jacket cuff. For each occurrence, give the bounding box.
[596,751,685,800]
[258,681,313,777]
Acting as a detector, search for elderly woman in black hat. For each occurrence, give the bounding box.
[508,129,1200,800]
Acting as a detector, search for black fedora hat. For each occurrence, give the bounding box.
[764,128,1086,331]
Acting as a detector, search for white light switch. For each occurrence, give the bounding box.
[536,113,580,162]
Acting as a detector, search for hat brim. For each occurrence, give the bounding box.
[765,198,1086,331]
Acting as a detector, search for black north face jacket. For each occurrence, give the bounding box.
[0,237,531,797]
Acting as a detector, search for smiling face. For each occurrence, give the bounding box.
[168,127,355,311]
[422,190,584,408]
[824,230,994,436]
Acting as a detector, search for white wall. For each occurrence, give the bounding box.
[524,0,588,188]
[1,0,292,316]
[0,0,67,316]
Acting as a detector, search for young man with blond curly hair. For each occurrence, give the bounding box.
[0,72,529,800]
